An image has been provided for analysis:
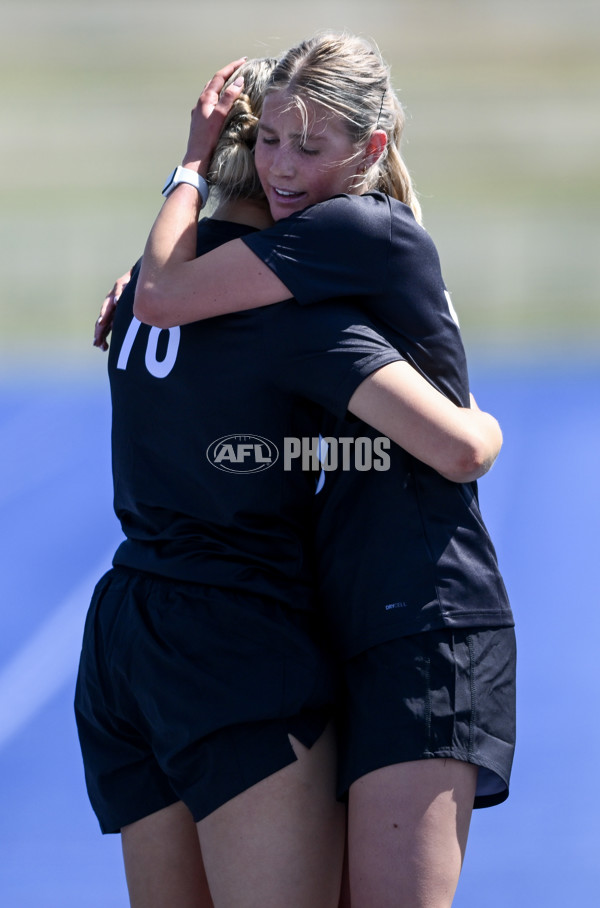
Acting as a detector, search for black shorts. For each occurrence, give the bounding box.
[338,626,516,809]
[74,568,334,834]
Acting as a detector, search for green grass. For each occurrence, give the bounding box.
[1,0,599,362]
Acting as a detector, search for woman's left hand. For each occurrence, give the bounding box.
[93,269,131,350]
[182,57,248,176]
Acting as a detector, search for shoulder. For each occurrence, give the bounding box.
[279,194,394,266]
[195,217,258,255]
[382,197,442,268]
[300,191,392,233]
[249,193,392,241]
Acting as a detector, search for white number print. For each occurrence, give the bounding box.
[116,316,181,378]
[444,289,460,327]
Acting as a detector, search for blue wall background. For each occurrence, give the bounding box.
[1,360,598,905]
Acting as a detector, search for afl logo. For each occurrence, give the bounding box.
[206,435,279,473]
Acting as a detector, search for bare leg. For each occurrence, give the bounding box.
[197,723,345,908]
[121,800,213,908]
[337,832,352,908]
[348,759,477,908]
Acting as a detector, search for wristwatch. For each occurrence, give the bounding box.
[162,166,209,207]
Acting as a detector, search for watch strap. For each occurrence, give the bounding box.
[162,166,209,206]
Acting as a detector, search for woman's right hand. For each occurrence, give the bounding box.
[182,57,247,176]
[93,269,131,350]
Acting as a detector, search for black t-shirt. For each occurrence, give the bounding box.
[108,218,402,611]
[243,194,513,655]
[243,192,469,404]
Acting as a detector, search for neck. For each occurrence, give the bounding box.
[212,198,274,230]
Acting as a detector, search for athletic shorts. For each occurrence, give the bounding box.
[338,626,516,809]
[74,567,334,834]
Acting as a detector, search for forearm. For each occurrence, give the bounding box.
[135,184,204,325]
[133,169,288,328]
[133,57,280,328]
[347,361,502,483]
[134,228,286,327]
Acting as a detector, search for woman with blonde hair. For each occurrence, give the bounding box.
[135,33,516,908]
[83,53,504,908]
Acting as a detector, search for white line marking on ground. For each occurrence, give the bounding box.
[0,553,114,751]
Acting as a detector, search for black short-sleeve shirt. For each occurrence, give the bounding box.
[242,194,513,654]
[243,192,469,404]
[108,218,402,611]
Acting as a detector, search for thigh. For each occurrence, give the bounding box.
[339,627,516,809]
[121,801,213,908]
[197,724,345,908]
[348,759,477,908]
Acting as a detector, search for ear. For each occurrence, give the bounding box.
[363,130,387,169]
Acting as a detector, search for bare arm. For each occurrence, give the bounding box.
[134,222,288,328]
[133,60,290,329]
[348,361,502,483]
